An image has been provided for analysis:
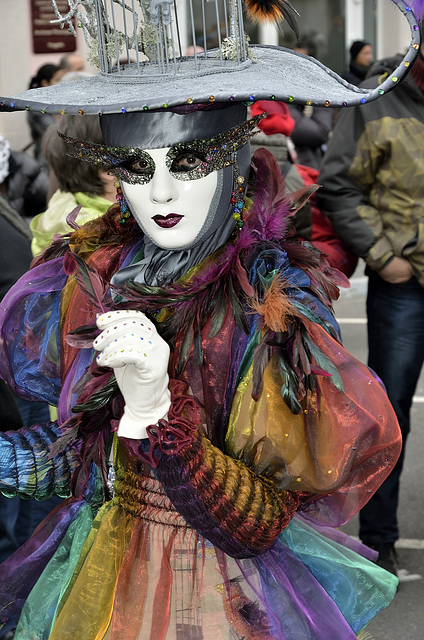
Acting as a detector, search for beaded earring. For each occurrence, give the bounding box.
[115,180,131,225]
[231,162,246,230]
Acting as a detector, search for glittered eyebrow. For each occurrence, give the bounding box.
[165,113,267,181]
[58,132,156,184]
[58,131,147,168]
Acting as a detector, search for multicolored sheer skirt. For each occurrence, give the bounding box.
[1,466,397,640]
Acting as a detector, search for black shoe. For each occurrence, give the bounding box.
[366,542,399,576]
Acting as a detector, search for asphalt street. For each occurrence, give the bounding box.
[333,263,424,639]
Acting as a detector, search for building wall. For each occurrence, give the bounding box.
[377,0,410,58]
[0,1,32,150]
[0,0,93,150]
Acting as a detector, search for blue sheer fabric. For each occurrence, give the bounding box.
[0,257,66,405]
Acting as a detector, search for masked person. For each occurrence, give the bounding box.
[0,1,422,639]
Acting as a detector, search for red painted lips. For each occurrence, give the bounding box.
[152,214,183,228]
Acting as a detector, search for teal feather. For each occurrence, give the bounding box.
[252,339,272,401]
[236,331,261,389]
[294,331,311,375]
[124,279,193,306]
[302,332,345,393]
[176,324,194,377]
[72,376,119,412]
[209,288,227,338]
[194,321,204,367]
[69,252,109,313]
[290,299,338,339]
[227,276,249,334]
[279,354,302,414]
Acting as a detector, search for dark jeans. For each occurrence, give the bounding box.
[0,398,62,564]
[359,272,424,544]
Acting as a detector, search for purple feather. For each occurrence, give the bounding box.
[247,148,293,242]
[64,252,109,313]
[66,205,82,231]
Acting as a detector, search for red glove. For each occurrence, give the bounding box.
[251,100,296,137]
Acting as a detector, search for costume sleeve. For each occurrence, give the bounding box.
[316,102,394,270]
[223,246,400,527]
[0,250,83,500]
[0,422,80,499]
[225,320,401,529]
[137,386,301,559]
[138,319,401,557]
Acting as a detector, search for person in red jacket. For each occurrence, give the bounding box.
[250,100,358,277]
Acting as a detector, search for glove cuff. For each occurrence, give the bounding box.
[134,380,203,466]
[117,389,171,440]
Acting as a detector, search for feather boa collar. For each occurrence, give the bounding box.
[53,148,348,496]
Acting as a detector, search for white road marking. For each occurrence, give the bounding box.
[337,318,367,324]
[396,538,424,550]
[398,569,423,582]
[348,536,424,550]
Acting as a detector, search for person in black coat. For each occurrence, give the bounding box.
[342,40,373,86]
[6,149,49,219]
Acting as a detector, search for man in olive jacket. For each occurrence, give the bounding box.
[317,48,424,577]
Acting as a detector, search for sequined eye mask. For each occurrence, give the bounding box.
[58,112,267,185]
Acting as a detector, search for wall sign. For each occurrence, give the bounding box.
[31,0,76,54]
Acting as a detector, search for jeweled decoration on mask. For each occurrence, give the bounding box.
[58,112,266,185]
[114,180,132,225]
[232,173,246,230]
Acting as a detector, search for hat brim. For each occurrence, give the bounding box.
[0,43,419,115]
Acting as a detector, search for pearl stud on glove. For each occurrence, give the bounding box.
[94,310,171,439]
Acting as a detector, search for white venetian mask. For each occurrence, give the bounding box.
[122,147,219,249]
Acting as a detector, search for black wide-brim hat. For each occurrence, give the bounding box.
[0,0,422,115]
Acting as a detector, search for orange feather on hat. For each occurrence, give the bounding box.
[244,0,299,36]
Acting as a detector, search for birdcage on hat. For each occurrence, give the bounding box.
[1,0,423,114]
[52,0,254,79]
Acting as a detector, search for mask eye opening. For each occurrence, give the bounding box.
[110,150,156,185]
[166,145,209,181]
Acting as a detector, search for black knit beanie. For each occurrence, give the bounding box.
[350,40,371,61]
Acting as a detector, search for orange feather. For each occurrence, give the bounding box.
[250,275,297,332]
[244,0,299,34]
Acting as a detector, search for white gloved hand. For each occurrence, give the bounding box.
[94,310,171,439]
